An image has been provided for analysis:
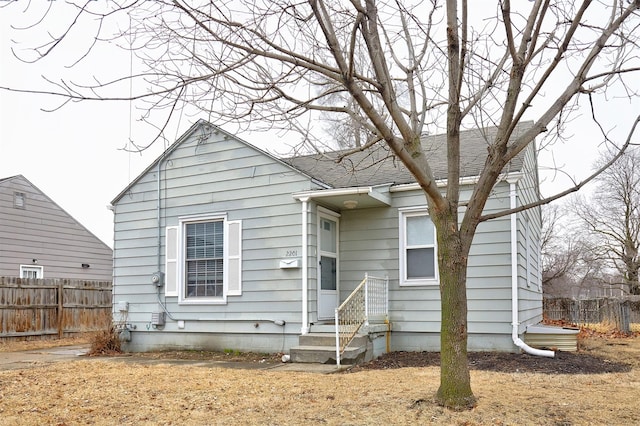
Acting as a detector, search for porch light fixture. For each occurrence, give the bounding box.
[343,200,358,209]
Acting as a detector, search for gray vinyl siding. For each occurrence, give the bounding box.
[339,182,516,342]
[515,143,544,332]
[111,120,543,353]
[112,124,315,337]
[0,175,113,280]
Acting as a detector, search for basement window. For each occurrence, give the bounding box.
[20,265,43,279]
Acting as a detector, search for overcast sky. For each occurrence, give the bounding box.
[1,3,638,249]
[0,8,161,248]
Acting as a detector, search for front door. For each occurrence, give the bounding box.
[317,212,339,320]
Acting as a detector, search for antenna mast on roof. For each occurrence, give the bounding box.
[127,13,134,182]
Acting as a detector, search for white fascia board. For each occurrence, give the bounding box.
[293,185,392,206]
[389,172,524,193]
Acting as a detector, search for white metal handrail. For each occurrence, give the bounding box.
[335,273,388,367]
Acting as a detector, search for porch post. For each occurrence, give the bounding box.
[300,197,310,334]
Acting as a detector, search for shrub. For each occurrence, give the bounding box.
[88,325,122,355]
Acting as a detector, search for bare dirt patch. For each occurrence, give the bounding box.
[0,334,638,425]
[126,349,284,364]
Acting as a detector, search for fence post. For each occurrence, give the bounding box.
[58,282,64,339]
[620,301,631,334]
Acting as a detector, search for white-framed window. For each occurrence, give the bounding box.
[399,208,439,286]
[165,214,242,304]
[20,265,43,279]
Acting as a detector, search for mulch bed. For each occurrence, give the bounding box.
[345,349,631,374]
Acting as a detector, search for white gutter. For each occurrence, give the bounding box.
[390,172,525,192]
[294,186,376,198]
[293,185,392,207]
[509,179,554,358]
[300,197,310,335]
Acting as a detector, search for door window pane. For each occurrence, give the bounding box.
[320,256,337,290]
[320,219,336,253]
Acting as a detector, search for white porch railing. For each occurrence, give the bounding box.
[335,273,388,367]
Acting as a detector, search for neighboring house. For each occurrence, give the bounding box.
[0,175,113,281]
[111,120,544,358]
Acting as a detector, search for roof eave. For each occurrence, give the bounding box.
[389,172,524,193]
[110,120,320,205]
[293,184,392,210]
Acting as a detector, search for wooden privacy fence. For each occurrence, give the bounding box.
[544,297,640,333]
[0,277,112,340]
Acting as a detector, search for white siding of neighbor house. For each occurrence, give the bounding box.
[112,124,317,352]
[0,175,113,280]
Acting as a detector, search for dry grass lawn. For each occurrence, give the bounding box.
[0,336,91,353]
[0,335,639,425]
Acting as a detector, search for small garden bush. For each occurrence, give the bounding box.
[88,325,122,355]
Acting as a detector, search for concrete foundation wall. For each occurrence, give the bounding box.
[122,328,518,355]
[390,332,518,353]
[122,330,299,354]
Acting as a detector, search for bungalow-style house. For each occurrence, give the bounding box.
[111,119,547,362]
[0,175,113,281]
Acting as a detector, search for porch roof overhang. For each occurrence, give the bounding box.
[293,185,392,211]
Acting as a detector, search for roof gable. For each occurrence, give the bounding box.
[0,174,112,251]
[111,120,314,204]
[284,121,533,188]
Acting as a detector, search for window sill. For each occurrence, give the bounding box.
[399,279,439,287]
[178,297,227,305]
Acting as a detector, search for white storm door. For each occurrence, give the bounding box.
[318,213,339,320]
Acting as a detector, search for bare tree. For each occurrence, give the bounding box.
[542,204,580,286]
[321,97,376,149]
[541,203,607,297]
[2,0,640,410]
[573,149,640,295]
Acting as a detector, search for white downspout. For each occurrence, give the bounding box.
[300,197,310,335]
[509,180,554,358]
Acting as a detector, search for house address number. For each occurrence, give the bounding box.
[285,250,298,257]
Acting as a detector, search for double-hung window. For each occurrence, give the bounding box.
[185,221,224,298]
[165,214,242,304]
[399,208,438,286]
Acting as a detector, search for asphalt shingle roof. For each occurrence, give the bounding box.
[284,122,533,188]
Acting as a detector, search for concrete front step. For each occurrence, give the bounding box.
[308,324,338,333]
[298,333,369,347]
[289,344,367,365]
[309,322,390,334]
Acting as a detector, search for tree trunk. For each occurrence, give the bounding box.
[628,266,640,295]
[434,209,476,410]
